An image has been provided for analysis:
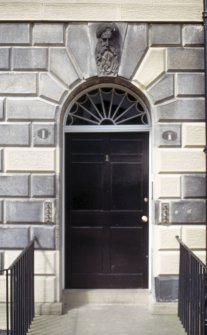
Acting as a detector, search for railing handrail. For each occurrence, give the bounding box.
[0,239,36,274]
[176,235,207,269]
[6,238,36,271]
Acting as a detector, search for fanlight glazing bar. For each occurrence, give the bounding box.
[64,85,151,127]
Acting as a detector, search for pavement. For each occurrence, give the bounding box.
[1,290,187,335]
[27,304,186,335]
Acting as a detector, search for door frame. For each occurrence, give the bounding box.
[62,124,152,290]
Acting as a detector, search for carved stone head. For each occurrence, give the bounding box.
[95,23,121,76]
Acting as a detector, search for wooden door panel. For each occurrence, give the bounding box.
[70,212,139,227]
[69,273,144,289]
[70,228,103,273]
[71,162,104,210]
[109,228,143,273]
[110,163,143,210]
[65,133,149,288]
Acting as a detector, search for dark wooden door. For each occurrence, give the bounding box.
[65,133,149,288]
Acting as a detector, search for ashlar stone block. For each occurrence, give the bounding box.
[5,148,55,172]
[0,175,29,197]
[0,48,9,69]
[183,25,204,45]
[0,24,30,45]
[35,276,56,302]
[0,227,29,248]
[171,200,206,224]
[0,99,3,120]
[182,123,205,147]
[50,48,80,87]
[0,201,3,222]
[134,48,166,88]
[177,73,204,96]
[155,124,181,147]
[119,24,148,79]
[13,48,48,70]
[0,149,2,172]
[182,226,206,249]
[33,123,55,146]
[167,48,204,71]
[67,24,96,78]
[0,252,4,274]
[31,174,55,197]
[156,251,179,275]
[155,275,178,302]
[0,276,6,301]
[31,226,56,250]
[7,98,57,121]
[6,200,44,223]
[182,174,206,198]
[33,24,64,45]
[156,99,205,121]
[156,149,205,173]
[154,175,181,199]
[35,251,57,275]
[0,73,36,95]
[4,250,21,268]
[150,24,181,45]
[148,74,174,104]
[0,124,29,146]
[39,73,67,103]
[156,226,181,250]
[195,252,206,264]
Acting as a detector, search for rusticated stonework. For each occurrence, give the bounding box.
[95,23,121,76]
[0,22,204,307]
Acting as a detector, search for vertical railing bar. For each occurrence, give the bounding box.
[20,256,23,335]
[6,269,9,335]
[190,255,193,335]
[199,265,202,335]
[201,267,205,335]
[203,269,207,335]
[26,247,29,332]
[188,252,191,335]
[23,253,25,334]
[17,261,20,335]
[194,261,198,335]
[31,243,34,326]
[14,264,17,335]
[10,268,14,335]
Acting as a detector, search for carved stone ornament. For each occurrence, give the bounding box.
[95,23,121,76]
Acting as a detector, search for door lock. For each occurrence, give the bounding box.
[141,215,148,223]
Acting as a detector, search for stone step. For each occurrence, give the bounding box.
[63,289,150,306]
[62,289,178,315]
[27,303,184,335]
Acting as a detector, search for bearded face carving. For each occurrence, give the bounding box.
[95,24,121,76]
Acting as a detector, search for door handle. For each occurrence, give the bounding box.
[141,215,148,223]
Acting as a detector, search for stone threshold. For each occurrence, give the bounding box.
[62,289,178,315]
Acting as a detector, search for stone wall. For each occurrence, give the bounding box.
[0,1,203,22]
[0,22,205,307]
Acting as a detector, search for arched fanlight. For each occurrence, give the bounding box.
[65,85,150,126]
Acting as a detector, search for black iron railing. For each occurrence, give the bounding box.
[176,236,207,335]
[2,239,35,335]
